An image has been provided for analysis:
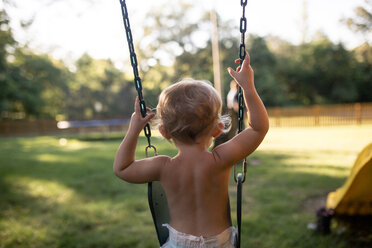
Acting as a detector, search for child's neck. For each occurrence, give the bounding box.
[174,137,212,155]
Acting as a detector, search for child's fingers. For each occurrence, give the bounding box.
[227,67,238,80]
[134,96,140,112]
[241,54,249,70]
[234,50,250,69]
[144,112,155,122]
[244,50,250,65]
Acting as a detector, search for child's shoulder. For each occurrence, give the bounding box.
[143,155,171,170]
[153,155,171,163]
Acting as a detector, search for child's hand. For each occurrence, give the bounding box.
[227,51,254,90]
[129,97,155,133]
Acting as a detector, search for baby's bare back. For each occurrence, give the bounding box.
[160,151,232,237]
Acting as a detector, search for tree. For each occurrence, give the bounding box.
[277,36,360,105]
[139,1,203,66]
[0,8,15,117]
[67,54,135,119]
[0,9,14,69]
[340,0,372,103]
[1,6,72,119]
[134,2,213,108]
[247,35,288,106]
[137,2,249,108]
[7,49,70,118]
[96,60,136,118]
[343,0,372,36]
[353,43,372,102]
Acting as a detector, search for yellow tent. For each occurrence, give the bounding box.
[327,142,372,215]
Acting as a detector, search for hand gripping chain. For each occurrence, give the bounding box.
[119,0,157,155]
[235,0,248,184]
[235,2,248,247]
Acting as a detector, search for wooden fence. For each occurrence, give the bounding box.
[0,120,59,137]
[0,119,128,137]
[1,103,372,137]
[267,103,372,127]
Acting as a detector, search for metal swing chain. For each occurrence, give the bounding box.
[119,0,157,157]
[234,0,248,183]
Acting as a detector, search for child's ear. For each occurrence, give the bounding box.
[159,125,171,139]
[212,122,224,138]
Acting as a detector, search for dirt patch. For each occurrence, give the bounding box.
[302,194,372,247]
[301,194,328,213]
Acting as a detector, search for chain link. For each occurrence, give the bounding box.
[238,0,247,134]
[119,0,155,150]
[235,0,248,183]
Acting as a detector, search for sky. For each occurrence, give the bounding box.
[3,0,369,65]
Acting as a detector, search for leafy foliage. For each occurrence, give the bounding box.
[1,2,372,120]
[342,0,372,35]
[66,54,135,120]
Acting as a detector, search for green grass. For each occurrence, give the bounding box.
[0,125,371,248]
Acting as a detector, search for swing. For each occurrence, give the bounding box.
[118,1,248,247]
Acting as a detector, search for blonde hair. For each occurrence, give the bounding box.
[157,79,225,144]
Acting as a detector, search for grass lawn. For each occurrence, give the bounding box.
[0,125,371,248]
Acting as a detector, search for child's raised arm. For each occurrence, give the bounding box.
[213,51,269,167]
[113,97,169,183]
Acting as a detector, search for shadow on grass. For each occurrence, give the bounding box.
[0,136,369,248]
[235,150,371,248]
[61,132,125,142]
[333,215,372,246]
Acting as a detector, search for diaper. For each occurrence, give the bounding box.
[161,224,237,248]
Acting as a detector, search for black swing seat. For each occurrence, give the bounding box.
[148,177,244,248]
[148,181,170,246]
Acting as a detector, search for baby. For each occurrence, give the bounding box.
[114,51,269,247]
